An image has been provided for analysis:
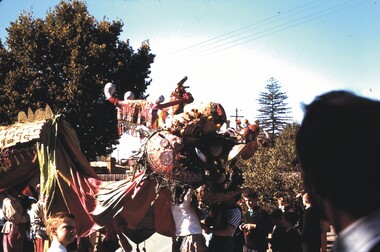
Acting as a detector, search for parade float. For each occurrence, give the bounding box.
[0,77,267,251]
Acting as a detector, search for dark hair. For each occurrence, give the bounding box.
[173,185,190,205]
[283,211,298,226]
[277,196,288,203]
[242,188,257,199]
[296,90,380,217]
[270,208,283,219]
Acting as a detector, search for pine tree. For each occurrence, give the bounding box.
[257,77,292,140]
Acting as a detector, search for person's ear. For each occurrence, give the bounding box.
[50,227,57,236]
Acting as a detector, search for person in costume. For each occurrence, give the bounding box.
[104,80,193,131]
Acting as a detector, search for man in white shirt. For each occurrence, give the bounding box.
[171,186,207,252]
[296,90,380,252]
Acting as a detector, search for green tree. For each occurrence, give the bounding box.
[257,77,292,141]
[242,122,302,211]
[271,123,301,172]
[0,40,15,123]
[0,0,155,160]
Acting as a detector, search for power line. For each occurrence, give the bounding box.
[159,0,369,59]
[198,0,369,57]
[161,0,329,58]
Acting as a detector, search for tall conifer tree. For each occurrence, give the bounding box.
[257,77,292,141]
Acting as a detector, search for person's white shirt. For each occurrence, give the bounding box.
[333,208,380,252]
[171,189,202,236]
[48,239,67,252]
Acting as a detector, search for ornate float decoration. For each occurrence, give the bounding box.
[92,77,266,249]
[0,106,54,190]
[0,77,268,251]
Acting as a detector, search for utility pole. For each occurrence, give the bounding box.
[230,108,244,130]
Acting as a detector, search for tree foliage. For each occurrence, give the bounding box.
[257,77,292,141]
[241,123,303,211]
[0,0,155,160]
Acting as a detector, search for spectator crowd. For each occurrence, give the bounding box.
[1,183,331,252]
[2,89,380,252]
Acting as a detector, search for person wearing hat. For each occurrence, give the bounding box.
[240,188,273,252]
[296,90,380,252]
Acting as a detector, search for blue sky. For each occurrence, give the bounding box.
[1,0,379,124]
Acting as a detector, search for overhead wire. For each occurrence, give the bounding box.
[158,0,370,59]
[198,0,369,57]
[161,0,329,58]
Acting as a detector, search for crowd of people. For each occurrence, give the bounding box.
[0,184,82,252]
[1,90,380,252]
[0,186,329,252]
[170,185,330,252]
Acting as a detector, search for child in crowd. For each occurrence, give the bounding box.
[46,212,77,252]
[268,208,286,252]
[281,211,302,252]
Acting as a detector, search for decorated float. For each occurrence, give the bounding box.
[0,77,267,251]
